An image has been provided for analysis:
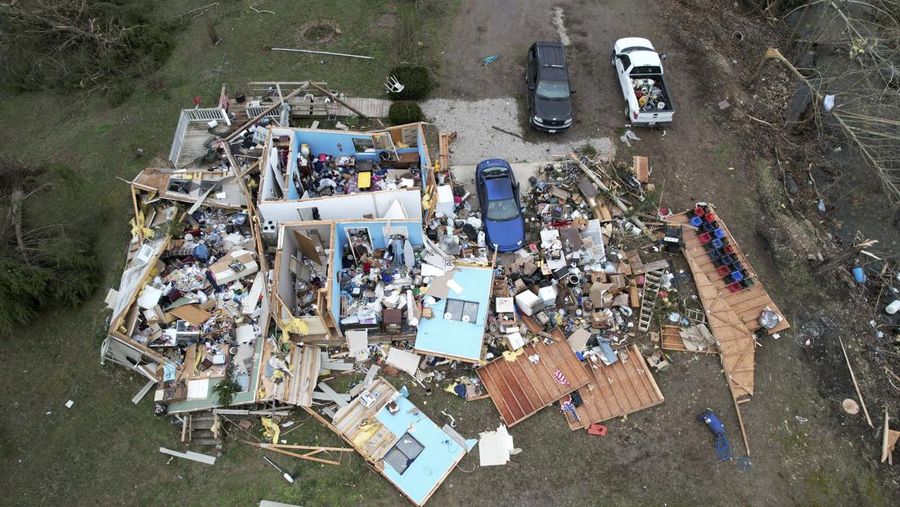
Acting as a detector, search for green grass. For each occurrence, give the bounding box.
[0,1,458,504]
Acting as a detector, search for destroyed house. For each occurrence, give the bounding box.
[102,199,269,414]
[257,123,431,228]
[269,219,426,341]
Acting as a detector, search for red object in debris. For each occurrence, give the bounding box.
[705,212,717,223]
[587,424,608,436]
[693,206,705,217]
[658,290,669,299]
[192,96,202,106]
[698,232,713,244]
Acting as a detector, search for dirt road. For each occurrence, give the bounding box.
[424,0,898,505]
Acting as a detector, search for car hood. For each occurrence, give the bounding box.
[485,215,526,249]
[534,96,572,120]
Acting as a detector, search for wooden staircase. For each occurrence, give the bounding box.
[183,411,222,448]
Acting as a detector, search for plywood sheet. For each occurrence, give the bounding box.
[293,230,322,265]
[477,339,592,427]
[566,345,665,430]
[169,304,212,326]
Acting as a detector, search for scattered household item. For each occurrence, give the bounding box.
[478,425,518,466]
[697,410,731,461]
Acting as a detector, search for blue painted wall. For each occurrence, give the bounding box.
[376,395,464,505]
[414,266,493,361]
[330,220,425,326]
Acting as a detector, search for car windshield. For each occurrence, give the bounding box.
[536,79,570,100]
[487,198,519,221]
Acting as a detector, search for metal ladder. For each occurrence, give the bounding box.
[638,269,667,332]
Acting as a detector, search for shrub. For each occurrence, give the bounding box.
[389,66,433,100]
[389,101,424,125]
[108,79,135,107]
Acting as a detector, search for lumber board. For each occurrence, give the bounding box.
[159,447,216,465]
[317,381,349,408]
[296,345,321,407]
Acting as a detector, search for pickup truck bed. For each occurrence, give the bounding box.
[629,73,672,113]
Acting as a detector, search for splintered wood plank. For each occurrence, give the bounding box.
[568,345,665,430]
[661,324,719,354]
[296,345,321,407]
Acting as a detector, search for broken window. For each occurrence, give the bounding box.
[352,137,374,153]
[444,299,479,323]
[383,432,424,474]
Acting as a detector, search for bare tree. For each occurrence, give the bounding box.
[753,1,900,203]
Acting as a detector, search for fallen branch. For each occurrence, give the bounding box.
[491,125,527,141]
[270,47,373,60]
[250,5,275,15]
[10,188,29,265]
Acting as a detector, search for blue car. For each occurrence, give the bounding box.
[476,159,526,252]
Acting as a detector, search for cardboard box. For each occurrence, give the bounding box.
[591,309,610,327]
[589,282,614,304]
[514,290,541,316]
[634,156,650,183]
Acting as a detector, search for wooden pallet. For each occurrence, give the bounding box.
[660,324,719,354]
[477,338,592,427]
[565,345,665,430]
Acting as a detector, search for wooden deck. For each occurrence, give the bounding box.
[477,338,592,427]
[667,211,790,402]
[565,345,665,430]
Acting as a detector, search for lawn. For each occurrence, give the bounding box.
[0,1,458,504]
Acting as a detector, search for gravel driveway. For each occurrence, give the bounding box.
[421,97,614,164]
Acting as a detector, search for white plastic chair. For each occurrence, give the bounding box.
[384,75,405,94]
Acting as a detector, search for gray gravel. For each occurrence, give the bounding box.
[421,98,614,165]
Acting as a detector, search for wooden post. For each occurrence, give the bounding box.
[838,337,873,428]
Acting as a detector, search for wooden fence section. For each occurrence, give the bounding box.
[565,345,665,430]
[477,339,592,427]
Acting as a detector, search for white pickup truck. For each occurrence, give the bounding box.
[612,37,674,126]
